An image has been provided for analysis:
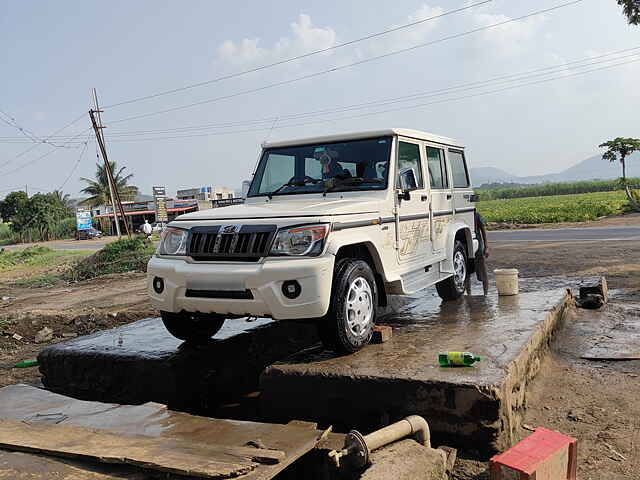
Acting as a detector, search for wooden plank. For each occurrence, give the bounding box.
[0,419,259,479]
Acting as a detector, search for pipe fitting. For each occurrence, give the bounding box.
[405,414,430,447]
[328,415,431,470]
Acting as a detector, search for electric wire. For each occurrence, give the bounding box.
[103,0,494,109]
[0,128,91,177]
[4,45,635,145]
[57,134,91,191]
[0,112,87,174]
[106,0,585,125]
[94,55,640,143]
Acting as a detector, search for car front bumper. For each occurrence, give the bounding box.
[147,255,334,320]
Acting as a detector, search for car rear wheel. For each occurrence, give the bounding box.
[319,259,377,354]
[160,311,225,343]
[436,240,468,301]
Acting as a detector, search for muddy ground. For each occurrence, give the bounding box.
[1,217,639,479]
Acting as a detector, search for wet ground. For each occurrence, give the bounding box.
[38,277,574,457]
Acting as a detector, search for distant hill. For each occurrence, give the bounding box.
[471,151,640,186]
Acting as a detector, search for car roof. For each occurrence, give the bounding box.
[262,128,463,149]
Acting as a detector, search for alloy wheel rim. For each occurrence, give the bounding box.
[345,276,373,337]
[453,250,466,291]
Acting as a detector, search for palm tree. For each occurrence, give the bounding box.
[51,190,74,216]
[80,161,139,207]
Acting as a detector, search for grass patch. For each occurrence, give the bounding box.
[477,178,640,200]
[12,274,61,288]
[477,190,628,224]
[0,246,92,271]
[65,236,156,282]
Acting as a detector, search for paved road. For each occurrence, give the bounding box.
[490,226,640,243]
[2,226,638,251]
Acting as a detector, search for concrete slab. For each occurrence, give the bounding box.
[38,317,319,414]
[259,279,574,457]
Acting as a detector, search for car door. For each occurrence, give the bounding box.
[448,149,475,225]
[394,139,431,270]
[425,144,453,256]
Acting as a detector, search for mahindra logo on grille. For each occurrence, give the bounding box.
[221,224,241,234]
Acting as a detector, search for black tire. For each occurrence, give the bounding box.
[160,311,225,343]
[436,241,468,301]
[319,259,377,354]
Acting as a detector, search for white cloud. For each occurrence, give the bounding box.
[466,12,546,57]
[215,14,336,68]
[34,111,46,121]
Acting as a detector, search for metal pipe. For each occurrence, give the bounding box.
[328,415,431,469]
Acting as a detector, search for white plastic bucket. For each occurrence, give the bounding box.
[494,268,519,296]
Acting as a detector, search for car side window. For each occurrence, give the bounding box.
[396,142,424,189]
[448,150,470,188]
[426,146,448,189]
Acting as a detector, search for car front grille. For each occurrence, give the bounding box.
[187,225,276,261]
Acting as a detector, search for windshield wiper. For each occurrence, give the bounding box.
[322,177,383,196]
[267,177,321,199]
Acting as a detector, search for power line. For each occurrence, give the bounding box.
[0,108,77,149]
[107,0,585,125]
[95,55,640,143]
[3,47,635,147]
[104,0,493,109]
[0,112,87,173]
[9,44,635,145]
[57,134,91,191]
[0,128,90,177]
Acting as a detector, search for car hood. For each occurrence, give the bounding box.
[174,197,383,221]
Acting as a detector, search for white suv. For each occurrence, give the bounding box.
[148,129,478,353]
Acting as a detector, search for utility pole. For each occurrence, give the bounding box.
[89,88,130,237]
[25,185,28,196]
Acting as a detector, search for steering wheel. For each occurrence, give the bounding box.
[288,175,319,185]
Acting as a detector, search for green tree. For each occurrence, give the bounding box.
[0,190,28,223]
[617,0,640,25]
[79,160,139,207]
[599,137,640,180]
[51,190,74,215]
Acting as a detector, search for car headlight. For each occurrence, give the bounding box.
[159,227,188,255]
[270,224,329,256]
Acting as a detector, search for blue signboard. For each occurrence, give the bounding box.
[76,210,93,231]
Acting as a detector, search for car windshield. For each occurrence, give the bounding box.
[248,136,392,197]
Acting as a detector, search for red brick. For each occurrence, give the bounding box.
[490,427,577,480]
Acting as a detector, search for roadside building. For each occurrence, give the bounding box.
[176,186,235,202]
[91,198,198,234]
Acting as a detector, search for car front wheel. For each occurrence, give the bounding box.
[319,259,377,354]
[160,311,225,343]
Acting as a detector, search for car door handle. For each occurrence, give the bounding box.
[446,194,452,200]
[421,195,428,201]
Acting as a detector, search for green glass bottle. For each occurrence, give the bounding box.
[14,359,38,368]
[438,352,481,367]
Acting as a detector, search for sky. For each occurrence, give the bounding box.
[1,0,639,199]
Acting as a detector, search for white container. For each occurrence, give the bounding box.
[494,269,519,296]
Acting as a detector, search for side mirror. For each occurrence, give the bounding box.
[398,168,418,200]
[469,194,480,203]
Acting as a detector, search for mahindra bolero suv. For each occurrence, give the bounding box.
[148,129,479,353]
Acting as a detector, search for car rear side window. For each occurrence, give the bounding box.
[448,150,470,188]
[426,146,448,189]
